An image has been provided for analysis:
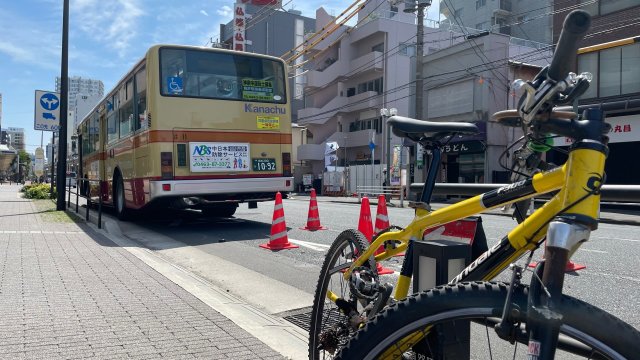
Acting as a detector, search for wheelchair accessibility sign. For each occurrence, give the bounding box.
[167,77,183,95]
[34,90,61,131]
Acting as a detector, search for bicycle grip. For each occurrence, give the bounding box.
[547,10,591,82]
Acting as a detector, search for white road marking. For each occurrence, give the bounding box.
[593,237,640,243]
[580,249,608,254]
[287,238,330,252]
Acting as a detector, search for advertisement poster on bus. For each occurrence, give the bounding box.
[189,142,250,172]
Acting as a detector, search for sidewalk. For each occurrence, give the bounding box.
[0,184,283,359]
[290,193,640,226]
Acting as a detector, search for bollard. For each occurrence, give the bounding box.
[412,240,471,359]
[98,181,102,229]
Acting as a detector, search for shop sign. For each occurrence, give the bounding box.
[442,140,485,154]
[233,3,246,52]
[553,115,639,145]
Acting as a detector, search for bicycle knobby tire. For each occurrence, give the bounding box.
[336,281,640,359]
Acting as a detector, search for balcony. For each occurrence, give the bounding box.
[350,51,383,75]
[346,91,382,113]
[297,144,325,161]
[306,58,349,89]
[494,0,512,16]
[326,130,383,148]
[298,96,348,125]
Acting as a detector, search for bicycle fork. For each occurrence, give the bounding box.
[526,219,591,360]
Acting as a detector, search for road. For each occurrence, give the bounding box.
[108,196,639,357]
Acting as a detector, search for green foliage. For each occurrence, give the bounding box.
[23,183,56,199]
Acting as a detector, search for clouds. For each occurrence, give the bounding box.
[200,10,209,17]
[217,5,233,18]
[72,0,145,57]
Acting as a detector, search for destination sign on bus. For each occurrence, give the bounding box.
[242,79,274,101]
[190,142,250,172]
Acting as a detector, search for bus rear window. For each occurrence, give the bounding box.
[160,48,286,104]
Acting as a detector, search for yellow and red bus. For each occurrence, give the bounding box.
[78,45,293,219]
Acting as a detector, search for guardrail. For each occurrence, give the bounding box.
[408,183,640,203]
[66,177,103,228]
[356,186,407,206]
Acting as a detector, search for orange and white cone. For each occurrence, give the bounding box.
[374,195,404,257]
[260,192,298,251]
[300,188,327,231]
[528,244,585,272]
[359,196,393,275]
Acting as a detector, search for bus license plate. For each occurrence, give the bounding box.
[252,158,276,171]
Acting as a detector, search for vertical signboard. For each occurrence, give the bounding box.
[34,90,61,131]
[233,2,246,51]
[34,147,45,177]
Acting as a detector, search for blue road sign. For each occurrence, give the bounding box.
[40,93,60,111]
[369,141,376,151]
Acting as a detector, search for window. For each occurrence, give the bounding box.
[621,43,640,94]
[372,43,384,53]
[119,79,134,138]
[160,47,286,104]
[577,52,598,99]
[135,67,147,131]
[346,87,356,97]
[475,0,486,9]
[399,43,416,57]
[580,0,637,16]
[599,47,621,97]
[107,106,118,144]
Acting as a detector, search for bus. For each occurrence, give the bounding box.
[78,45,293,220]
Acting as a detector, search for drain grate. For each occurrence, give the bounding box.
[283,307,347,332]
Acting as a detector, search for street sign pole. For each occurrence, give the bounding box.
[56,0,69,210]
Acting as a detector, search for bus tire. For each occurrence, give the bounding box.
[114,175,130,221]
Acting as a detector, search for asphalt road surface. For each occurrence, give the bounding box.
[115,197,640,357]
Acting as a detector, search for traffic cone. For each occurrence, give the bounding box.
[359,197,394,275]
[260,192,298,251]
[374,195,404,257]
[300,188,327,231]
[374,195,390,234]
[528,244,585,272]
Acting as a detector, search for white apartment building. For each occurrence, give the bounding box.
[296,0,452,192]
[55,76,104,110]
[2,127,25,151]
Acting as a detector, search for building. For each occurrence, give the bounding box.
[441,0,553,45]
[550,1,640,184]
[420,32,551,184]
[219,2,315,123]
[2,127,26,151]
[55,76,104,111]
[295,0,450,193]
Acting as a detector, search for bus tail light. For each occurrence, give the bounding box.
[162,184,171,191]
[161,152,173,179]
[282,152,291,177]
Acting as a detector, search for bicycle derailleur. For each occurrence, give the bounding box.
[318,266,394,354]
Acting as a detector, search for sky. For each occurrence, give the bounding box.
[0,0,440,154]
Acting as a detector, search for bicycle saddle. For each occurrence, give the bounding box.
[387,116,479,141]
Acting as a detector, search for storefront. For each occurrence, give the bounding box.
[440,140,486,183]
[550,112,640,184]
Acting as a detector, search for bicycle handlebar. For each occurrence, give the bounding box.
[547,10,591,82]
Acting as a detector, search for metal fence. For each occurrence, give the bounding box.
[408,183,640,203]
[66,177,103,228]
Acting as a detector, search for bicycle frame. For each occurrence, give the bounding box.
[343,142,605,302]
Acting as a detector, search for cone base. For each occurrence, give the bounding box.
[259,242,299,251]
[300,225,328,231]
[376,263,394,275]
[528,261,586,272]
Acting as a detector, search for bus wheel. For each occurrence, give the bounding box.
[202,203,238,218]
[114,176,130,220]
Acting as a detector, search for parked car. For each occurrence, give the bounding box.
[66,172,77,187]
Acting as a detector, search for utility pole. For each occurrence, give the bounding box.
[404,0,431,185]
[56,0,69,210]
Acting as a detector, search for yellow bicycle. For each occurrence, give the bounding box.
[309,10,640,360]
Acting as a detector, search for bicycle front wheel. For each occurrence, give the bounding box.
[336,282,640,359]
[309,229,376,360]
